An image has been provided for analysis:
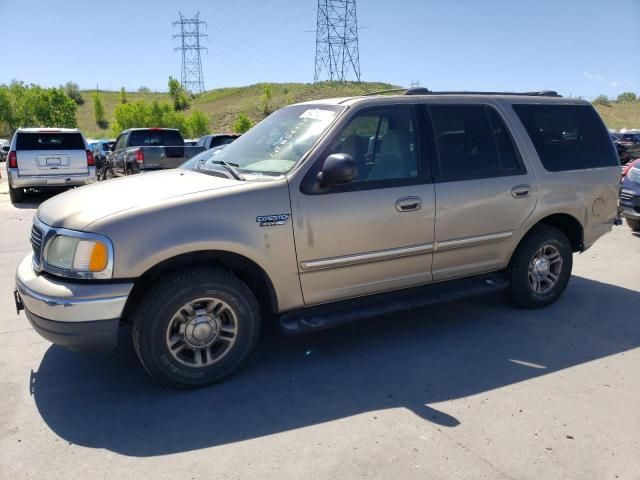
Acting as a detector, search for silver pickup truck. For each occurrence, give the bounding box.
[14,89,620,388]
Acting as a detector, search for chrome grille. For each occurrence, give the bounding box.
[30,224,43,266]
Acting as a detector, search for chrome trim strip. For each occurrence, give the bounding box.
[435,231,513,252]
[300,243,435,271]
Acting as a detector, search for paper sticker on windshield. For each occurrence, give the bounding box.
[299,109,336,121]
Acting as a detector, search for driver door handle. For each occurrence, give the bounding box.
[395,196,422,212]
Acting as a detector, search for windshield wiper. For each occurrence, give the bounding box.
[207,160,245,181]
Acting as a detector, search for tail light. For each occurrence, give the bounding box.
[8,151,17,168]
[135,150,144,164]
[86,149,95,167]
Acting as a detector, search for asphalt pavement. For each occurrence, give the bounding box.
[0,163,639,479]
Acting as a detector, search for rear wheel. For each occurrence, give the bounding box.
[626,218,640,232]
[508,225,573,309]
[132,267,261,388]
[8,184,24,204]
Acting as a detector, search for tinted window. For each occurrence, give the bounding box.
[430,105,523,179]
[16,132,85,151]
[513,104,618,171]
[328,105,419,183]
[128,130,184,147]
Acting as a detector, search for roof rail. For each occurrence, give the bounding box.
[404,89,561,97]
[360,88,408,96]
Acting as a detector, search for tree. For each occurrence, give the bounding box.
[64,81,84,105]
[593,95,610,106]
[119,87,127,104]
[617,92,637,102]
[0,82,77,131]
[93,92,108,129]
[233,113,253,134]
[260,83,273,116]
[138,86,151,93]
[187,110,210,137]
[168,76,190,111]
[111,99,190,136]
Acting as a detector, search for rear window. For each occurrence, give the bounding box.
[16,132,85,151]
[128,130,184,147]
[513,104,618,171]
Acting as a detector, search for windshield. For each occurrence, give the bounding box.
[210,104,343,175]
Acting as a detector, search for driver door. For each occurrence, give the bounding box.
[290,104,435,305]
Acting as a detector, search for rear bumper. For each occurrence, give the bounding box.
[8,167,96,188]
[620,205,640,219]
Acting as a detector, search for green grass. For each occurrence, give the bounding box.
[77,83,640,138]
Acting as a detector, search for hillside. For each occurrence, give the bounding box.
[76,83,640,138]
[78,82,396,138]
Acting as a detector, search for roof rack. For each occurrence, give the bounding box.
[403,88,561,97]
[360,87,561,98]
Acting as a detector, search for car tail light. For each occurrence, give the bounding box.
[8,151,17,168]
[86,149,95,166]
[135,150,144,164]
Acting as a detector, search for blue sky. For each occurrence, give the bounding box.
[0,0,638,99]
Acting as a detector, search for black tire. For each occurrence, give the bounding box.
[132,267,261,388]
[507,225,573,309]
[626,218,640,232]
[8,183,24,204]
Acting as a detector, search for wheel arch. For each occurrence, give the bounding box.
[120,250,279,324]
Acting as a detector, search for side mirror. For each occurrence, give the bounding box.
[317,153,357,187]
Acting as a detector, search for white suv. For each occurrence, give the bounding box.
[7,128,96,204]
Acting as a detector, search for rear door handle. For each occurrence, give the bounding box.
[511,185,531,198]
[395,196,422,212]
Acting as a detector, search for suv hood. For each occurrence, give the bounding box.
[37,170,243,230]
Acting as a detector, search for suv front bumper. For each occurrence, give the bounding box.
[8,167,96,188]
[14,254,134,352]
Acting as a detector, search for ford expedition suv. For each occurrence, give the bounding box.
[14,89,620,387]
[7,128,96,204]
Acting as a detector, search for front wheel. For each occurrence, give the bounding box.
[132,267,261,388]
[626,218,640,232]
[507,225,573,309]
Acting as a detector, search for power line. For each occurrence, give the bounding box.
[314,0,361,83]
[173,12,208,93]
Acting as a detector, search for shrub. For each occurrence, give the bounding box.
[168,76,190,111]
[119,87,127,104]
[617,92,637,102]
[260,83,273,116]
[64,81,84,105]
[593,95,610,106]
[138,86,151,93]
[93,92,108,129]
[187,110,210,137]
[233,113,253,134]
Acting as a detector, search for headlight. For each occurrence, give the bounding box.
[43,231,113,279]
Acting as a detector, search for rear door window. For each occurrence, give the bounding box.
[429,105,525,181]
[16,132,85,150]
[512,104,619,171]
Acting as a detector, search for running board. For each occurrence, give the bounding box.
[279,273,509,335]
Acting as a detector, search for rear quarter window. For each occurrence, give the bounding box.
[513,104,618,171]
[16,132,85,151]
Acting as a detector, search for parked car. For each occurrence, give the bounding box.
[101,128,204,179]
[0,144,9,162]
[91,139,115,173]
[184,138,199,146]
[196,133,240,150]
[15,90,620,387]
[6,128,96,204]
[611,132,640,164]
[178,145,229,171]
[619,162,640,232]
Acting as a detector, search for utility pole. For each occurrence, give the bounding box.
[173,12,208,93]
[314,0,361,83]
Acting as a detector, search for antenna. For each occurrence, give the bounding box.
[173,12,208,93]
[314,0,361,83]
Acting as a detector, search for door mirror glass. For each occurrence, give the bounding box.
[317,153,358,187]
